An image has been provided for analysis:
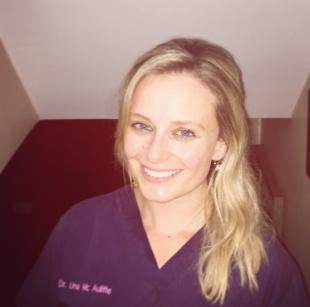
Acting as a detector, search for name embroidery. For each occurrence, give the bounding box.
[58,279,112,295]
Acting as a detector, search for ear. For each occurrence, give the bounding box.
[212,138,227,161]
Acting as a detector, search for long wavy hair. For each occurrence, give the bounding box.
[114,38,269,304]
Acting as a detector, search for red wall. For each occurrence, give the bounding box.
[0,119,124,305]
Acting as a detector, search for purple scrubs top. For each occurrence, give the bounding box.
[17,186,310,306]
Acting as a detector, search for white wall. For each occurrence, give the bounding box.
[0,40,38,173]
[261,74,310,289]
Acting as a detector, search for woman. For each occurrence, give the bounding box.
[17,38,310,306]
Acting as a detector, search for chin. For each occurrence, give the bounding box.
[138,179,202,205]
[137,183,179,204]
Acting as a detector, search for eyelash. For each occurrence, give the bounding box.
[174,129,196,138]
[130,122,197,139]
[130,122,153,132]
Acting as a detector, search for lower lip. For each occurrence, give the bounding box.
[141,166,182,183]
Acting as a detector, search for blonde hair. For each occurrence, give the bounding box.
[115,38,269,304]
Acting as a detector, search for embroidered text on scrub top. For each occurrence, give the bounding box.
[58,279,112,295]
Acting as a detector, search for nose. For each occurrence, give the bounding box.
[144,132,170,163]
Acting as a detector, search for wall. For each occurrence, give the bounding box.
[261,74,310,289]
[0,119,124,305]
[0,40,38,173]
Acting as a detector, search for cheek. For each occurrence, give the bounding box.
[123,130,142,158]
[175,142,213,171]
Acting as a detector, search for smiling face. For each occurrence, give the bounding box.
[123,73,227,205]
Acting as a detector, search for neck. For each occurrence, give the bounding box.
[134,187,207,237]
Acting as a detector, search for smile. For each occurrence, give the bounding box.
[143,167,181,178]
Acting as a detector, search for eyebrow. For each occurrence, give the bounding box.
[130,113,206,130]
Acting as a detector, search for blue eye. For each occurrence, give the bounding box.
[130,122,152,132]
[175,129,196,138]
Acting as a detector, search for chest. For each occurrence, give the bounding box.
[54,228,210,307]
[145,229,197,268]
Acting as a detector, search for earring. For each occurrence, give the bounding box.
[129,174,138,188]
[212,160,222,172]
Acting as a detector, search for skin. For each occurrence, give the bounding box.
[123,73,227,267]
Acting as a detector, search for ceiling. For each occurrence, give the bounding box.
[0,0,309,119]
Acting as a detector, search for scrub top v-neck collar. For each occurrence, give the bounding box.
[118,186,203,287]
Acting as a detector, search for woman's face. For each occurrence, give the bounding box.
[123,73,227,205]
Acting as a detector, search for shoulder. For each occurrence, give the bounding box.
[56,185,135,236]
[262,236,301,278]
[257,236,310,306]
[61,185,133,221]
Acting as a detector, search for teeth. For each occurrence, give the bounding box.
[144,167,178,178]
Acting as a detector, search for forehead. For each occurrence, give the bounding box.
[130,73,218,125]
